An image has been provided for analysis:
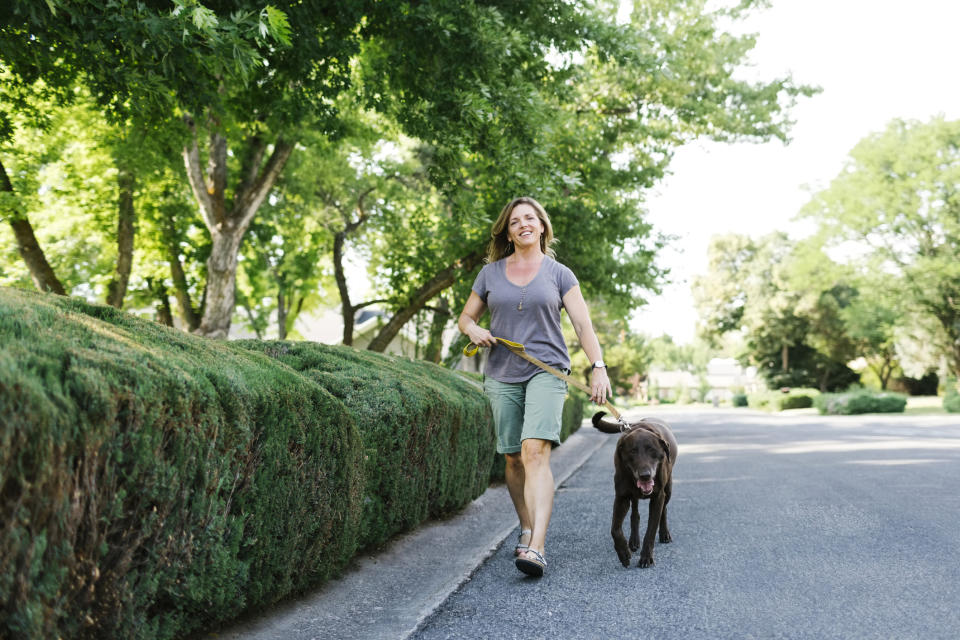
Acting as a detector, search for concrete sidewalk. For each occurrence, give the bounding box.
[214,419,609,640]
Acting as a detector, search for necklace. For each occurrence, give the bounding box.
[518,286,526,312]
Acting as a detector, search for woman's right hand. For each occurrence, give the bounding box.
[468,325,496,348]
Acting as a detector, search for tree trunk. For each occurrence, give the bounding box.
[147,278,174,327]
[107,166,136,308]
[2,159,67,295]
[277,279,287,340]
[781,343,789,371]
[367,248,484,353]
[182,121,294,338]
[423,295,450,363]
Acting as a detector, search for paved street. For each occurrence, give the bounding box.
[412,409,960,640]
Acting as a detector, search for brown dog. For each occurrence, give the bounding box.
[593,411,678,568]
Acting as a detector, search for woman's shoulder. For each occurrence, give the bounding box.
[543,256,576,277]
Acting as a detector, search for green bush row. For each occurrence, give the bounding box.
[814,390,907,415]
[944,379,960,413]
[747,388,820,411]
[0,288,494,640]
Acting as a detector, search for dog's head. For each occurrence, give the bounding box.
[617,425,671,496]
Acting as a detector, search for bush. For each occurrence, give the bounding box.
[815,390,907,415]
[0,288,495,640]
[235,340,495,550]
[944,380,960,413]
[731,393,749,407]
[0,288,363,639]
[748,388,819,411]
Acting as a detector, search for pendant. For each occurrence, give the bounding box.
[517,303,522,311]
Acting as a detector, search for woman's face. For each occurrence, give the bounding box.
[507,203,544,250]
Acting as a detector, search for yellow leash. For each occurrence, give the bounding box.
[463,337,624,422]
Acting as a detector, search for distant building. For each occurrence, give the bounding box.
[646,358,762,403]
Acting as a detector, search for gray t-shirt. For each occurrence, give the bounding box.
[471,256,579,383]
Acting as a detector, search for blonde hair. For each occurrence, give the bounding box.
[486,196,557,263]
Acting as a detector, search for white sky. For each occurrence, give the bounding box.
[631,0,960,344]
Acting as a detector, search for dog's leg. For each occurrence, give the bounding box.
[639,493,666,568]
[611,494,632,567]
[628,497,640,552]
[659,478,673,544]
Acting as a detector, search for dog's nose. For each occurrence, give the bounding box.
[639,472,652,482]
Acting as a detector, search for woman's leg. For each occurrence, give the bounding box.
[520,438,553,554]
[504,452,531,533]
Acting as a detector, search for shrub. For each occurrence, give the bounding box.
[748,388,819,411]
[0,288,362,639]
[1,288,496,640]
[944,380,960,413]
[815,390,907,415]
[731,393,749,407]
[234,340,495,551]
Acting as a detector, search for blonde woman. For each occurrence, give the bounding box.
[458,196,611,577]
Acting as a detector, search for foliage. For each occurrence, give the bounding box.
[0,287,496,639]
[731,392,749,407]
[233,340,495,549]
[802,117,960,377]
[944,379,960,413]
[693,233,860,391]
[0,286,362,639]
[748,388,819,412]
[814,390,908,415]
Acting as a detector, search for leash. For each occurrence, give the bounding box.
[463,336,627,426]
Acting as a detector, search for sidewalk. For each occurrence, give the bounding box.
[214,419,609,640]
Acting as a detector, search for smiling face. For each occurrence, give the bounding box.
[507,203,545,251]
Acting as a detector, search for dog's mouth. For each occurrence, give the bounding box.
[636,477,655,495]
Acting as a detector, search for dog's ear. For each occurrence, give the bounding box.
[657,433,670,458]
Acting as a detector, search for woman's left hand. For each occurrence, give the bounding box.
[590,367,612,404]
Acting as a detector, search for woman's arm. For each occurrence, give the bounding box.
[563,285,611,404]
[458,291,496,347]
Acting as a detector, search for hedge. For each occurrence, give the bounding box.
[0,288,494,640]
[814,390,907,415]
[748,388,820,411]
[235,340,495,550]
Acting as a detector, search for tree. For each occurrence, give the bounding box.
[802,117,960,377]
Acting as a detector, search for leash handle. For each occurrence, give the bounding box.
[464,337,623,421]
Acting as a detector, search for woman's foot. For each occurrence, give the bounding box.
[515,549,546,577]
[514,529,532,557]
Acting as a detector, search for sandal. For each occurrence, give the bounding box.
[515,549,547,577]
[514,529,532,557]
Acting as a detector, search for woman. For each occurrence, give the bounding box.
[458,196,611,577]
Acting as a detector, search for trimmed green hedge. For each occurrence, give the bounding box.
[0,288,494,640]
[235,340,495,550]
[748,388,820,411]
[814,390,907,415]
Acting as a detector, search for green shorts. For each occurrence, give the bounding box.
[483,372,567,454]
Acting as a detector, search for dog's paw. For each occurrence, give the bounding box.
[659,531,672,544]
[628,536,640,552]
[638,554,655,568]
[618,552,631,568]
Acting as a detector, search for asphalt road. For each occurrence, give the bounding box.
[411,409,960,640]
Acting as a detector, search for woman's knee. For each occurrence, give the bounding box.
[520,438,551,467]
[505,452,524,472]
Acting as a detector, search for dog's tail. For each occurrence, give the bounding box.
[592,411,623,434]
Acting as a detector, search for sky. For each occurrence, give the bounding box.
[630,0,960,344]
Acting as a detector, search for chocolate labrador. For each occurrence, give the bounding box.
[593,412,678,568]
